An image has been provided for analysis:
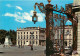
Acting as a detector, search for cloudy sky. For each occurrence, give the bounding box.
[0,0,73,31]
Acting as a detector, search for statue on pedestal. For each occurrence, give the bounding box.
[4,36,12,48]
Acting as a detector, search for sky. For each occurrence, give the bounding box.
[0,0,73,31]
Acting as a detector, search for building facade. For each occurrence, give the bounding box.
[16,25,72,47]
[54,25,73,48]
[16,27,46,46]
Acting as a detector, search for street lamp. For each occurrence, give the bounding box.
[32,0,66,55]
[32,11,38,24]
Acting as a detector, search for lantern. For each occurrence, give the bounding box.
[32,11,38,24]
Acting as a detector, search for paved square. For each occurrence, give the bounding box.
[0,45,46,56]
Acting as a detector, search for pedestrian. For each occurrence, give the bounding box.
[31,45,33,50]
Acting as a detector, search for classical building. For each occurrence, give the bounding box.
[64,25,73,47]
[16,27,46,46]
[54,25,73,48]
[16,25,72,47]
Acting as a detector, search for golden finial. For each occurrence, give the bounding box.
[48,0,51,4]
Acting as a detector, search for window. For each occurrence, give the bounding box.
[21,32,22,34]
[36,35,37,39]
[30,41,31,44]
[24,32,25,34]
[21,35,22,39]
[26,41,28,42]
[33,41,34,44]
[27,35,28,39]
[24,41,25,44]
[21,40,22,45]
[32,35,34,39]
[27,32,28,34]
[24,35,25,39]
[33,36,34,39]
[65,41,67,46]
[30,35,31,39]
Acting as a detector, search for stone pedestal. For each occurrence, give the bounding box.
[4,36,12,47]
[4,36,9,45]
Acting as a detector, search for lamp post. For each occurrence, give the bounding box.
[63,16,65,54]
[32,11,38,24]
[33,1,55,56]
[32,0,65,56]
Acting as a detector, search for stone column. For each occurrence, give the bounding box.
[72,12,80,56]
[76,12,80,55]
[72,0,80,56]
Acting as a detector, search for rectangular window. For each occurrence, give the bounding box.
[24,35,25,39]
[33,36,34,39]
[30,35,31,39]
[33,41,34,44]
[30,37,31,39]
[24,41,25,44]
[30,41,31,44]
[21,40,22,45]
[36,35,37,39]
[32,35,34,39]
[21,32,22,34]
[27,35,28,39]
[21,35,22,39]
[24,32,25,34]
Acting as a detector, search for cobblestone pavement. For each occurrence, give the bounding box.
[0,45,46,56]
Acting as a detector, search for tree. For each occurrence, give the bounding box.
[9,30,16,45]
[0,30,7,44]
[0,30,16,45]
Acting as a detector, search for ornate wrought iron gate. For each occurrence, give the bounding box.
[32,0,79,56]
